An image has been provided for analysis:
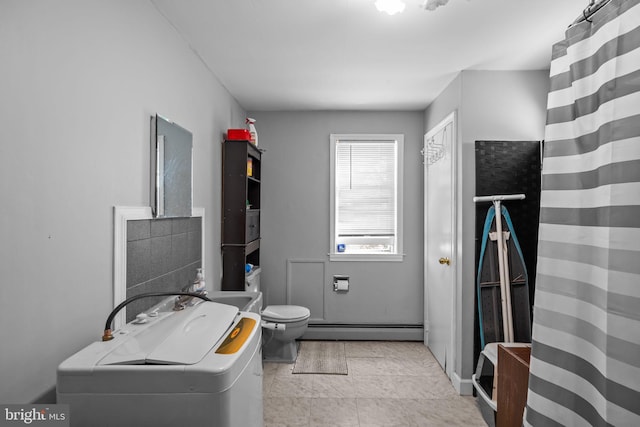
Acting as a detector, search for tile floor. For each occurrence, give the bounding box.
[263,341,486,427]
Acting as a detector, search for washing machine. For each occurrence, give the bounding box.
[57,301,263,427]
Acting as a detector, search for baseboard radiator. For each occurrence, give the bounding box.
[303,323,424,341]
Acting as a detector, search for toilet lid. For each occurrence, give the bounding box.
[262,305,310,322]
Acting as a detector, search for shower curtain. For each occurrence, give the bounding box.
[524,0,640,426]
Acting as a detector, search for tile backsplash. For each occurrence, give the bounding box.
[125,216,202,322]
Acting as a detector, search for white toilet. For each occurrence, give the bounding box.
[261,304,310,362]
[245,267,311,362]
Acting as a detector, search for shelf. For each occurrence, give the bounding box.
[221,139,262,291]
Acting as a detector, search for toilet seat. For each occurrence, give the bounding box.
[262,305,310,322]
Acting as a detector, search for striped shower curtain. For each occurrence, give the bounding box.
[524,0,640,426]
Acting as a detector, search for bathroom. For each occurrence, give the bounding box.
[0,0,579,406]
[3,1,639,426]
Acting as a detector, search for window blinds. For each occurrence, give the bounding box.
[335,140,397,236]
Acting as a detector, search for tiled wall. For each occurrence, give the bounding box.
[126,216,202,322]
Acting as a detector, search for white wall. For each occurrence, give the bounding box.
[424,70,549,389]
[0,0,245,403]
[248,111,425,330]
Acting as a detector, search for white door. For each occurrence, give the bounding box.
[423,112,456,378]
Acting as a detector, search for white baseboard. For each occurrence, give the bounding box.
[452,372,474,396]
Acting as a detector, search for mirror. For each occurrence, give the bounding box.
[150,114,193,218]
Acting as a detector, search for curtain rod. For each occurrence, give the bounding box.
[572,0,612,25]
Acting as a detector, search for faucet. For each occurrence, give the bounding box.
[101,291,212,341]
[173,283,208,311]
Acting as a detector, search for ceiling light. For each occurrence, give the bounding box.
[375,0,406,15]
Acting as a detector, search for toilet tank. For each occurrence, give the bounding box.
[245,267,261,293]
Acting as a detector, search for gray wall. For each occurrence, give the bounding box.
[425,70,549,388]
[0,1,245,403]
[247,111,425,328]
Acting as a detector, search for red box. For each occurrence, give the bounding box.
[227,129,251,141]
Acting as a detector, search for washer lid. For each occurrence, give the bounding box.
[98,302,239,365]
[262,305,310,322]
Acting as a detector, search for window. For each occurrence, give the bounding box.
[330,134,403,261]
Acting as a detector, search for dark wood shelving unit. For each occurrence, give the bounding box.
[221,140,261,290]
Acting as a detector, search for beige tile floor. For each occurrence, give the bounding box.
[263,341,486,427]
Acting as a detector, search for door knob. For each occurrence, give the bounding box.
[438,257,450,265]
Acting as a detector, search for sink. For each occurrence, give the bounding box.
[208,291,262,314]
[144,291,262,316]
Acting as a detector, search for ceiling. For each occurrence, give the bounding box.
[151,0,587,111]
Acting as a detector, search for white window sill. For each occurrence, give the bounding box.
[329,253,404,262]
